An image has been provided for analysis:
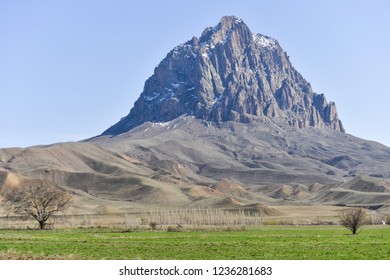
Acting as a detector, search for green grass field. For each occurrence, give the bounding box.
[0,226,389,260]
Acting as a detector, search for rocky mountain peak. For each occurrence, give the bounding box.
[103,16,344,136]
[198,16,251,46]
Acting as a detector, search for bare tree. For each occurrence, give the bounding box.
[1,179,72,229]
[339,208,366,235]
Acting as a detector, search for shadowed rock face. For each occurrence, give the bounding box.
[103,16,344,136]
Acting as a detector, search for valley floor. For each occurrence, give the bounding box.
[0,225,389,260]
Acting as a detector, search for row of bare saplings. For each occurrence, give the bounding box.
[0,208,344,229]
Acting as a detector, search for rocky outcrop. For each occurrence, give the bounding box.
[103,16,344,136]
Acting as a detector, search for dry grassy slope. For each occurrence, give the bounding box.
[0,170,7,186]
[91,117,390,212]
[93,116,390,182]
[0,142,149,175]
[0,141,279,214]
[311,176,390,209]
[94,118,339,185]
[0,169,24,187]
[212,179,257,201]
[1,117,390,214]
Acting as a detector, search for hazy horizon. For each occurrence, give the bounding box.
[1,0,390,148]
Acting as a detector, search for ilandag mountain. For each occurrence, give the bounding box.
[1,16,390,216]
[103,16,344,136]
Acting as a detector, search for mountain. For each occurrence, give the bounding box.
[1,16,390,217]
[103,16,344,136]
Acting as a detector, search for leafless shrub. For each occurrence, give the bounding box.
[339,208,366,235]
[385,215,390,225]
[149,221,158,230]
[167,225,181,232]
[279,219,294,225]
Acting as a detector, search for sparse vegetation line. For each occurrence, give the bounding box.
[2,206,389,229]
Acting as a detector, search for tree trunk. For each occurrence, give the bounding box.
[39,220,46,230]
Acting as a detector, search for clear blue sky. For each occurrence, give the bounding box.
[1,0,389,148]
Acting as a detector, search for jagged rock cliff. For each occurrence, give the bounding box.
[103,16,344,136]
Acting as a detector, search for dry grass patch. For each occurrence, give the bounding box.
[0,249,75,260]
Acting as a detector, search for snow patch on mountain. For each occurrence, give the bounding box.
[252,34,277,49]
